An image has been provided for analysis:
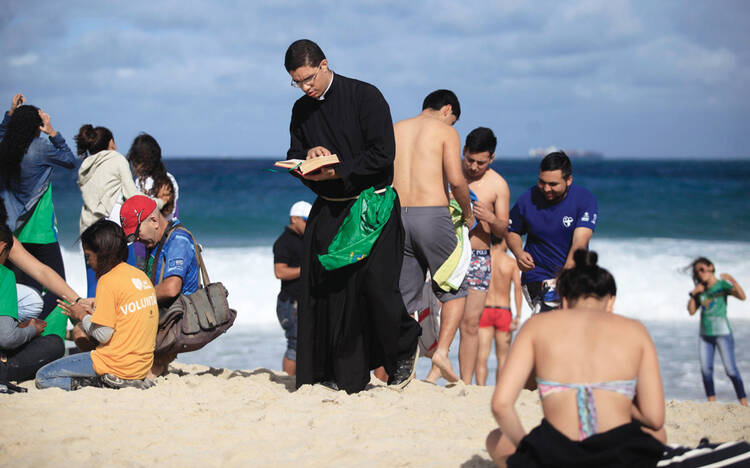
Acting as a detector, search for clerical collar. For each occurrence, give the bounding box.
[318,71,335,101]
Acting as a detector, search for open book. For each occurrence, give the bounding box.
[274,154,340,176]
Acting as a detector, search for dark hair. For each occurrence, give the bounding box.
[557,249,616,301]
[687,257,714,285]
[422,90,461,121]
[0,105,42,188]
[0,195,12,252]
[127,133,174,215]
[80,219,128,277]
[0,195,7,226]
[74,124,114,157]
[285,39,326,71]
[465,127,497,155]
[540,151,572,179]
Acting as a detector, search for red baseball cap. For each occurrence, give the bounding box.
[120,195,157,242]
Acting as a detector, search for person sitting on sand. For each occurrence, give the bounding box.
[119,195,199,378]
[687,257,747,406]
[0,197,88,389]
[486,249,667,467]
[475,235,522,386]
[35,219,158,391]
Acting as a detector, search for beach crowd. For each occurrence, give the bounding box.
[1,38,749,467]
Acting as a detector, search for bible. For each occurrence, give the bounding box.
[274,154,340,176]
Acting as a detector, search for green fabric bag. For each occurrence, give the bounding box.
[41,305,68,340]
[318,186,396,271]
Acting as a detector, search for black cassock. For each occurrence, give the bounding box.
[287,74,421,393]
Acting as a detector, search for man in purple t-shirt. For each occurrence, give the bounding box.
[506,151,598,313]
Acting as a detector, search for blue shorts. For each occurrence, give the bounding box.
[467,249,491,291]
[276,295,298,361]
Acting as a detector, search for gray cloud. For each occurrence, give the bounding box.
[1,0,748,157]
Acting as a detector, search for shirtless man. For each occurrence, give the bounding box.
[393,89,474,383]
[457,127,510,385]
[475,235,522,386]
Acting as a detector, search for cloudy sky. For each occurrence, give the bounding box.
[2,1,748,158]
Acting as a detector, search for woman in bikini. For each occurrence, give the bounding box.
[485,249,666,467]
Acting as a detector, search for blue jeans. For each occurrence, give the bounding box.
[276,296,297,361]
[35,351,97,391]
[699,334,746,400]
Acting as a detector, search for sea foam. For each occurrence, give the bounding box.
[61,237,750,327]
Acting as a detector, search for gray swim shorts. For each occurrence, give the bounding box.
[399,206,469,314]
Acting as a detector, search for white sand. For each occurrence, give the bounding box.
[1,363,748,467]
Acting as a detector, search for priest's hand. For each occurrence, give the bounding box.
[303,167,339,181]
[307,146,331,159]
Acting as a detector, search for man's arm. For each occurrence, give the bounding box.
[563,227,594,270]
[512,265,523,328]
[443,129,474,226]
[507,231,534,272]
[155,276,183,304]
[489,178,510,237]
[274,263,301,281]
[334,85,395,187]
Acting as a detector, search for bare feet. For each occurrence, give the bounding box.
[426,349,458,383]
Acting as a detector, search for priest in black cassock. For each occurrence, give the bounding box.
[284,39,421,394]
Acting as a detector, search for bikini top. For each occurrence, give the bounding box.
[536,377,637,441]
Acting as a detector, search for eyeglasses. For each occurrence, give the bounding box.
[126,222,142,244]
[290,65,321,88]
[124,209,147,243]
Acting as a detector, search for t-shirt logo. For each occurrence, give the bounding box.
[132,278,144,290]
[562,216,573,228]
[581,212,590,222]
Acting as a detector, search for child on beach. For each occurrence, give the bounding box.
[475,235,522,386]
[687,257,747,406]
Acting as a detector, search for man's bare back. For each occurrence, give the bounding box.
[393,115,466,208]
[486,244,521,309]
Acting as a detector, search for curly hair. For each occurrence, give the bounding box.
[0,105,42,188]
[127,133,174,215]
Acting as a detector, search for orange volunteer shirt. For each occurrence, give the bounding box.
[90,263,159,379]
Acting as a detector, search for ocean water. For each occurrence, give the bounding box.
[48,158,749,401]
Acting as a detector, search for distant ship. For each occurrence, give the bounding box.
[528,146,603,160]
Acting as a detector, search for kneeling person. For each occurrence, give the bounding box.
[36,220,158,390]
[120,195,198,378]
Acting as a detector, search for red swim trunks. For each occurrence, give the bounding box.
[479,306,512,331]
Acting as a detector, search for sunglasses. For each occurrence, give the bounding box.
[696,266,714,274]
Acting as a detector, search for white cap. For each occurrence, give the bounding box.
[290,201,312,219]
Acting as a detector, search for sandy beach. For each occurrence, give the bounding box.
[1,363,748,468]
